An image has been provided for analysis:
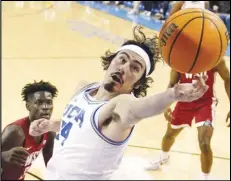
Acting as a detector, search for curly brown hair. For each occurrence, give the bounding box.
[101,26,162,98]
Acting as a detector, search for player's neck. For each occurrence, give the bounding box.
[92,85,119,101]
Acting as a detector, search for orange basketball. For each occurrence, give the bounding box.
[159,8,229,74]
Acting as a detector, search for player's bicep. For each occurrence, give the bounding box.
[1,125,25,151]
[98,95,134,126]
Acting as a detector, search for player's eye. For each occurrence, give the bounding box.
[120,57,127,64]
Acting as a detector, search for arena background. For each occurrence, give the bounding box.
[2,1,230,180]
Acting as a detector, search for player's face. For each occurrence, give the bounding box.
[26,91,54,121]
[103,50,146,94]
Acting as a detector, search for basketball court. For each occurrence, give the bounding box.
[2,1,230,180]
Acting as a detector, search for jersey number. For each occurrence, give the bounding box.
[56,121,73,146]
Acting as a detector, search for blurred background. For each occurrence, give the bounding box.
[2,1,230,180]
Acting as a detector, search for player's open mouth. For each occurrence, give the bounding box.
[111,74,123,84]
[41,113,50,119]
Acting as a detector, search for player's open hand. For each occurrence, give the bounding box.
[2,147,29,167]
[173,74,209,102]
[29,118,51,136]
[226,111,230,127]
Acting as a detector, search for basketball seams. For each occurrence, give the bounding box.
[165,17,224,73]
[205,18,223,67]
[160,9,227,73]
[188,10,205,73]
[161,10,224,32]
[168,16,203,66]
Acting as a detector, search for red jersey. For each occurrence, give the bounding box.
[178,69,218,106]
[1,117,48,180]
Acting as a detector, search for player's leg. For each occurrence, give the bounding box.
[162,122,184,153]
[162,103,195,153]
[195,99,217,179]
[146,103,194,170]
[197,124,213,179]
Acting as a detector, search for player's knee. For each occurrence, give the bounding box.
[199,141,211,153]
[164,132,177,141]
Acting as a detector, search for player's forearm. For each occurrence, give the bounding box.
[50,119,61,132]
[130,88,176,120]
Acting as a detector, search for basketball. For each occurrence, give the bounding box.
[159,8,229,74]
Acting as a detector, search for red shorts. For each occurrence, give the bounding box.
[171,98,218,129]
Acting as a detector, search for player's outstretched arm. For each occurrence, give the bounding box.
[29,118,61,136]
[110,75,208,127]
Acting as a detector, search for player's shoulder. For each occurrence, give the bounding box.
[74,80,92,93]
[3,124,25,138]
[4,117,28,136]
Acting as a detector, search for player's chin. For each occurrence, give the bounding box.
[104,81,122,93]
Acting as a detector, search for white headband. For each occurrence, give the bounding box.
[117,45,151,76]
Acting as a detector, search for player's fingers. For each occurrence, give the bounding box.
[170,114,175,120]
[11,157,26,166]
[13,152,28,160]
[194,74,208,88]
[14,148,29,157]
[191,85,209,101]
[30,129,43,136]
[199,75,208,86]
[32,118,46,128]
[39,120,49,128]
[30,122,45,133]
[12,154,27,164]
